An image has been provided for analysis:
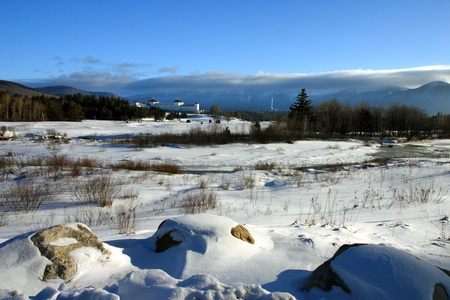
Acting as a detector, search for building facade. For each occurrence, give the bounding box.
[146,98,200,113]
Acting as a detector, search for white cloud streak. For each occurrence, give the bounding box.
[24,66,450,96]
[125,66,450,95]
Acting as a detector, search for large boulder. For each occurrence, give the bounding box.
[304,243,450,300]
[30,224,111,281]
[149,215,257,253]
[0,223,134,296]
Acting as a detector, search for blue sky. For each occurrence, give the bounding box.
[1,0,450,96]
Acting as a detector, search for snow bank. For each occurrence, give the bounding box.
[0,234,55,295]
[0,227,136,297]
[305,244,450,300]
[117,269,295,300]
[144,215,273,280]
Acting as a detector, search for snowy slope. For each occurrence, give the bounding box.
[0,118,448,299]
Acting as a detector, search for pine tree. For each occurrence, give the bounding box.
[288,89,315,135]
[288,89,314,121]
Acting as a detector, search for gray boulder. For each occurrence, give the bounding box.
[30,224,111,281]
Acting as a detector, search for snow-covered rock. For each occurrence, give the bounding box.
[304,243,450,300]
[0,224,135,296]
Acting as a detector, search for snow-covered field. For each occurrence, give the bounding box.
[0,116,449,299]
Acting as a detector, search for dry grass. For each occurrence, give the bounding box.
[389,183,447,207]
[71,174,120,207]
[254,161,276,171]
[64,207,112,227]
[178,189,219,214]
[239,173,256,190]
[198,178,208,189]
[111,160,182,174]
[113,199,141,234]
[112,160,153,171]
[152,162,182,174]
[0,211,8,227]
[122,187,140,199]
[1,181,52,213]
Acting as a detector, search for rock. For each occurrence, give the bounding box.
[230,225,255,244]
[155,230,183,253]
[303,244,364,293]
[433,284,448,300]
[149,216,258,256]
[30,224,111,281]
[304,243,450,299]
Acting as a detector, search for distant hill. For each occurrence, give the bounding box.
[0,80,59,98]
[36,85,117,98]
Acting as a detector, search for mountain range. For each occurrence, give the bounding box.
[34,85,117,98]
[127,81,450,115]
[0,80,58,98]
[1,80,449,115]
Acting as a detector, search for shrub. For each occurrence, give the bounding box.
[71,174,120,207]
[64,207,112,227]
[239,173,256,189]
[152,162,182,174]
[254,161,275,171]
[131,134,152,148]
[113,200,141,234]
[178,189,219,214]
[2,181,52,213]
[112,160,153,171]
[0,211,7,227]
[122,187,140,199]
[292,171,305,187]
[111,160,181,174]
[198,178,208,189]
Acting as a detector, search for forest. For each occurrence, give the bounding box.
[0,92,163,122]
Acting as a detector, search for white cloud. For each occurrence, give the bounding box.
[126,66,450,95]
[24,66,450,96]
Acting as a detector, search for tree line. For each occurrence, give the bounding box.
[0,92,164,122]
[1,88,448,140]
[284,89,449,139]
[212,89,449,141]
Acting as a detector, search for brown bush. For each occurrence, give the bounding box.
[152,162,182,174]
[112,160,153,171]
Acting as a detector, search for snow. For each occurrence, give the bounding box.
[0,117,449,299]
[328,244,450,300]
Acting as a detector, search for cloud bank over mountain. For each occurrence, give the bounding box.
[22,65,450,97]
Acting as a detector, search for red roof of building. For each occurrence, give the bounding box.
[174,99,183,103]
[149,99,158,103]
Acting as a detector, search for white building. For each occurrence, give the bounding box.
[147,98,200,113]
[133,101,145,108]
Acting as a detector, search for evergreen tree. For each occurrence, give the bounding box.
[288,89,315,135]
[288,89,314,121]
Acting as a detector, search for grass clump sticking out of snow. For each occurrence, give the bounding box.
[71,174,120,207]
[178,189,219,214]
[111,159,182,174]
[2,180,52,213]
